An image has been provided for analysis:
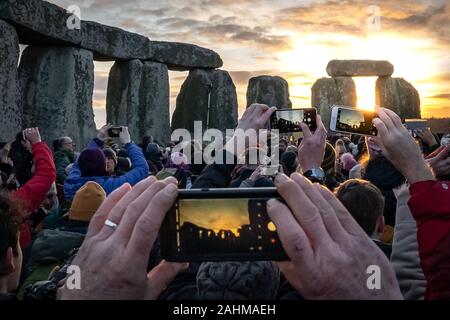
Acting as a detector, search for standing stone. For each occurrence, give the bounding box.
[246,76,292,109]
[0,20,21,142]
[106,60,171,144]
[376,77,421,119]
[171,69,238,134]
[327,60,394,77]
[311,77,357,131]
[19,46,96,149]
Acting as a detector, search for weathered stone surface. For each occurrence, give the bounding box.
[376,77,421,119]
[311,77,357,131]
[0,0,81,45]
[246,76,292,109]
[151,41,223,71]
[0,19,21,142]
[327,60,394,77]
[81,21,153,61]
[171,69,238,134]
[106,60,171,144]
[19,46,96,149]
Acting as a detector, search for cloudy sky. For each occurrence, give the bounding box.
[48,0,449,127]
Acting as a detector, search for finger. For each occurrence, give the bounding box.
[299,122,312,138]
[427,146,444,159]
[381,108,403,128]
[436,145,450,161]
[95,177,160,241]
[259,106,276,126]
[316,114,328,138]
[125,183,178,260]
[246,103,257,115]
[267,199,313,263]
[146,260,189,300]
[274,173,332,247]
[316,185,367,237]
[114,177,178,242]
[376,109,395,131]
[95,176,158,238]
[290,175,347,242]
[373,118,389,139]
[85,183,132,239]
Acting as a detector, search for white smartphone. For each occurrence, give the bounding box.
[330,106,377,136]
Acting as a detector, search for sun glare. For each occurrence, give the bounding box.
[277,32,439,114]
[354,77,377,111]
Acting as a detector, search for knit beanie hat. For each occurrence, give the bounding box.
[103,148,118,165]
[68,181,106,222]
[197,261,280,300]
[341,153,357,171]
[321,142,336,172]
[286,145,298,154]
[78,148,107,177]
[146,143,161,157]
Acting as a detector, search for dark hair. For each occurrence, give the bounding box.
[0,193,19,259]
[335,179,385,236]
[15,131,25,143]
[52,138,65,152]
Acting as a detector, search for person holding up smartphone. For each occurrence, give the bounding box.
[64,124,149,201]
[8,128,56,248]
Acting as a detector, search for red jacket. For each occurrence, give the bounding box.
[408,180,450,300]
[11,142,56,248]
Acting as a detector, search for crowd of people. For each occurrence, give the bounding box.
[1,104,449,300]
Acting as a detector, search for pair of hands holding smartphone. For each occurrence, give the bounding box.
[97,124,131,145]
[59,104,405,300]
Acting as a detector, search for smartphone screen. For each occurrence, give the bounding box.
[160,188,288,262]
[108,126,122,138]
[333,107,377,136]
[270,108,317,133]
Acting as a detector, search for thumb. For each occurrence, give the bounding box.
[146,260,189,300]
[434,145,450,161]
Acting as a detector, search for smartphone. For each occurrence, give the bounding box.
[260,165,279,177]
[160,188,288,262]
[270,108,317,133]
[404,119,428,138]
[108,126,122,138]
[330,106,377,136]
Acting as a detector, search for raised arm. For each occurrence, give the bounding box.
[373,107,450,299]
[12,128,56,219]
[102,127,149,193]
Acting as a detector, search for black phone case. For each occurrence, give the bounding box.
[270,108,317,133]
[160,188,290,262]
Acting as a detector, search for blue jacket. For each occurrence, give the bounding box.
[64,139,149,201]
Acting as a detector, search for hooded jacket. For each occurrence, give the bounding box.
[64,139,149,201]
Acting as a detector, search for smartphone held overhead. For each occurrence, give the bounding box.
[108,126,122,138]
[329,106,377,136]
[270,108,317,133]
[160,188,289,262]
